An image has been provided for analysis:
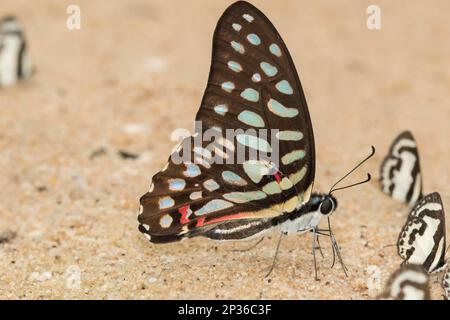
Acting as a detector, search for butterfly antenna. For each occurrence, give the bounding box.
[330,174,371,194]
[328,146,375,194]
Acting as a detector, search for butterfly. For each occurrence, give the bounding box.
[138,1,372,279]
[443,267,450,300]
[0,16,33,88]
[378,264,430,300]
[397,192,447,273]
[380,130,422,206]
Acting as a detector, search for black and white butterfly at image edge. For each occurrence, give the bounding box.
[0,15,34,88]
[378,264,431,300]
[137,1,375,280]
[442,266,450,300]
[397,192,449,274]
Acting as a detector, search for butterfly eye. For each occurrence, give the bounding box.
[320,198,333,215]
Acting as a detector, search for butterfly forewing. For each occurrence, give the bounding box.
[380,131,422,205]
[397,192,446,273]
[139,1,315,243]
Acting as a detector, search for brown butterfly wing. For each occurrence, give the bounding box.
[138,1,315,243]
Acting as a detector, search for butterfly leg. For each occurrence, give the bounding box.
[309,229,325,258]
[315,227,344,272]
[319,225,339,269]
[328,218,348,276]
[314,229,335,263]
[265,233,284,278]
[316,234,324,258]
[312,228,319,281]
[232,237,265,252]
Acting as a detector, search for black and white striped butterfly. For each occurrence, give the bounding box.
[0,16,33,88]
[378,264,430,300]
[138,1,372,279]
[443,267,450,300]
[380,131,422,206]
[397,192,447,273]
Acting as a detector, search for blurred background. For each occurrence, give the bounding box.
[0,0,449,299]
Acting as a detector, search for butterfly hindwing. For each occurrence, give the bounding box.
[397,192,447,273]
[380,130,422,205]
[139,136,284,243]
[378,264,430,300]
[138,1,315,243]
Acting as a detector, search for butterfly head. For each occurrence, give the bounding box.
[319,194,338,217]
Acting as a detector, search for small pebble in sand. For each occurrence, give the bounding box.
[0,229,17,244]
[118,150,140,160]
[89,147,107,160]
[122,123,150,135]
[29,271,52,282]
[148,277,158,284]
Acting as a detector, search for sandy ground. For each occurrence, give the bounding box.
[0,0,449,300]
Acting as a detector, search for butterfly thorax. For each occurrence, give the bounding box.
[276,193,337,235]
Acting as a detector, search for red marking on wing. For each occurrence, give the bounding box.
[196,217,206,227]
[205,213,249,225]
[179,205,190,225]
[274,172,281,184]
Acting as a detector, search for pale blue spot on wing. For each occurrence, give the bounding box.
[223,191,267,204]
[252,73,261,82]
[269,43,282,57]
[159,197,174,209]
[262,181,282,195]
[227,61,242,73]
[260,62,277,77]
[240,88,259,102]
[289,166,307,184]
[237,134,272,152]
[222,171,247,186]
[184,163,201,177]
[267,98,298,118]
[160,214,173,228]
[214,104,228,116]
[195,199,233,216]
[221,81,235,92]
[243,160,273,183]
[238,110,265,128]
[168,178,186,191]
[203,179,220,192]
[231,41,245,54]
[279,178,294,190]
[275,80,293,95]
[189,191,202,200]
[242,14,254,22]
[247,33,261,46]
[281,150,306,165]
[210,126,222,134]
[232,23,242,31]
[194,147,212,160]
[276,130,304,141]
